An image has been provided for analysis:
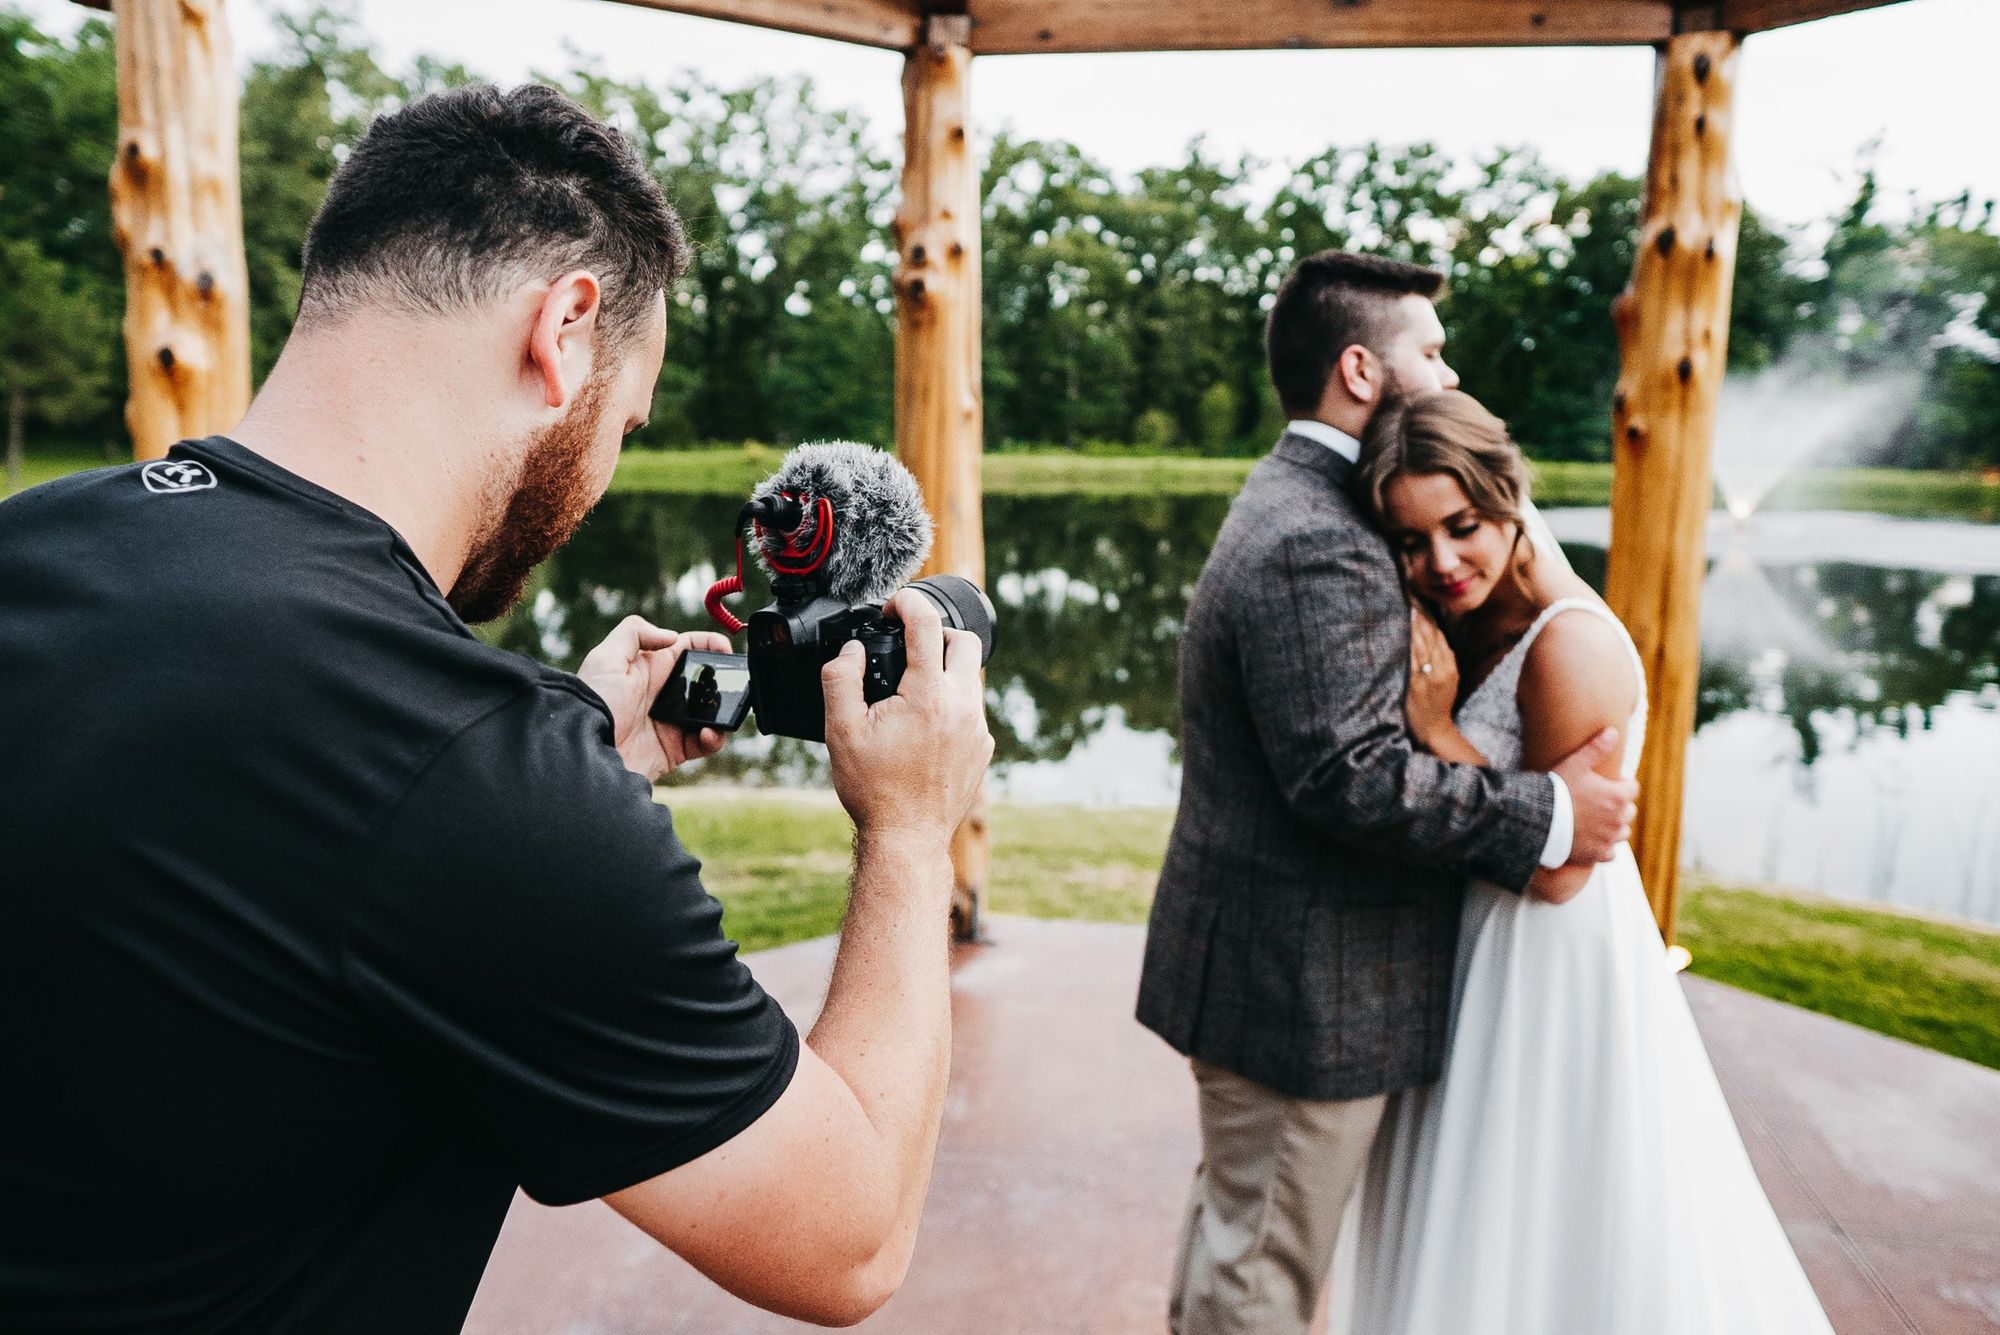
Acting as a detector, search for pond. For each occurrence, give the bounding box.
[489,492,2000,930]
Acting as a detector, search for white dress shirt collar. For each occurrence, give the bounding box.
[1285,418,1362,464]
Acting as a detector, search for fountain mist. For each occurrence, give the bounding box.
[1710,363,1919,520]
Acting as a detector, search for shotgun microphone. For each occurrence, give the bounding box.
[748,441,934,606]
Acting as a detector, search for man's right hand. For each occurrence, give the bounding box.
[1552,727,1639,865]
[822,587,993,844]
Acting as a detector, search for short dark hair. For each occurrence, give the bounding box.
[1265,251,1445,416]
[299,84,690,345]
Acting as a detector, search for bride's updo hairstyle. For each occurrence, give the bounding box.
[1358,389,1535,582]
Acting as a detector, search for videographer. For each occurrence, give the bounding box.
[0,85,991,1331]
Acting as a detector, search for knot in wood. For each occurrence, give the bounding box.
[1694,114,1707,139]
[1655,226,1678,259]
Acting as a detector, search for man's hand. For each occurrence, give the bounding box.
[822,589,993,846]
[1553,727,1639,865]
[577,616,732,782]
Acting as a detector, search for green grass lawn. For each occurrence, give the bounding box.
[666,789,1171,952]
[1677,884,2000,1070]
[6,449,110,496]
[608,446,1259,498]
[10,445,1997,519]
[669,788,2000,1071]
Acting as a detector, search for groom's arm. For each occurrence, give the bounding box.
[1239,521,1560,894]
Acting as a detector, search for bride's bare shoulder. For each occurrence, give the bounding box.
[1515,603,1640,763]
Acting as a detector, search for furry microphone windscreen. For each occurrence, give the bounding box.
[750,442,935,605]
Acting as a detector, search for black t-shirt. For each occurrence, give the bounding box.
[0,439,798,1332]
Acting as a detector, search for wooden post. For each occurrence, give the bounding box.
[108,0,251,461]
[1603,31,1742,943]
[894,14,989,942]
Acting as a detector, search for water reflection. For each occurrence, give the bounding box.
[490,493,2000,925]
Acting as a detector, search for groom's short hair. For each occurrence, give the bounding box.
[1266,252,1445,415]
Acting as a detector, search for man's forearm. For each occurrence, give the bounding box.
[804,829,956,1268]
[1278,726,1555,893]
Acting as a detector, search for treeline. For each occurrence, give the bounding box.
[3,3,1998,469]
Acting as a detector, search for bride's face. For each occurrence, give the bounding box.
[1381,471,1518,617]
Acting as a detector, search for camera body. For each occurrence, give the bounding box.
[742,579,909,742]
[652,572,993,744]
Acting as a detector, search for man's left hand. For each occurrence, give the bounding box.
[578,616,732,782]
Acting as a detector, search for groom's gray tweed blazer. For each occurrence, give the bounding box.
[1137,432,1555,1101]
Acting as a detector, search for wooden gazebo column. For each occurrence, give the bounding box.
[894,12,990,941]
[105,0,251,461]
[1603,29,1742,943]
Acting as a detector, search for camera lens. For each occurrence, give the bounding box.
[908,574,996,666]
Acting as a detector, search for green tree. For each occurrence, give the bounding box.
[238,6,409,381]
[981,134,1136,447]
[0,8,123,458]
[1,236,115,490]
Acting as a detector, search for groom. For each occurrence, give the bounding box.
[1138,251,1639,1335]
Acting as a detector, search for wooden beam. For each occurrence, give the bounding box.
[109,0,250,462]
[1603,31,1741,944]
[1721,0,1911,33]
[965,0,1673,54]
[599,0,920,49]
[895,15,989,942]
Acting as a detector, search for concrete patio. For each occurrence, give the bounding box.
[464,916,2000,1334]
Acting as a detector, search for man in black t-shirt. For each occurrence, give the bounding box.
[0,86,992,1332]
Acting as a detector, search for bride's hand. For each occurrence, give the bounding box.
[1406,607,1460,747]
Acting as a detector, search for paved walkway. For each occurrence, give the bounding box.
[464,917,2000,1334]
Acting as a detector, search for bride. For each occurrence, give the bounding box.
[1329,390,1834,1334]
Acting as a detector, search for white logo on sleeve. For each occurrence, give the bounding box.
[141,460,218,495]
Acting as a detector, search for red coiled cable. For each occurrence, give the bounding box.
[703,535,749,633]
[701,494,835,633]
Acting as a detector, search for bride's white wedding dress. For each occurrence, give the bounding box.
[1330,597,1835,1335]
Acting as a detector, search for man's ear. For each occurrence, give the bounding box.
[1335,344,1380,406]
[528,270,604,410]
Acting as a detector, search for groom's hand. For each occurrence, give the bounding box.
[1555,728,1638,865]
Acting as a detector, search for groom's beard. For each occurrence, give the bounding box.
[1373,363,1407,415]
[449,374,610,625]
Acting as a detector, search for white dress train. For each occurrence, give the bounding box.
[1330,598,1834,1335]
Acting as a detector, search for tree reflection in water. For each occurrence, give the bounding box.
[485,493,2000,790]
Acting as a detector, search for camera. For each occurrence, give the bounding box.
[650,480,996,744]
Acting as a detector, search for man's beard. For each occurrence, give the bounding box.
[449,374,609,624]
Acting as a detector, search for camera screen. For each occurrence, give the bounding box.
[652,649,754,731]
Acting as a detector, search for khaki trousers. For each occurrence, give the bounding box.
[1168,1059,1388,1335]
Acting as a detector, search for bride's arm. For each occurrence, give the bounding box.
[1516,611,1640,904]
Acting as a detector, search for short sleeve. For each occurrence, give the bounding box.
[341,685,798,1206]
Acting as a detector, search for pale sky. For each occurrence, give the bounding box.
[17,0,1996,229]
